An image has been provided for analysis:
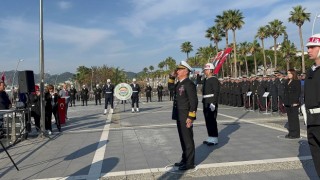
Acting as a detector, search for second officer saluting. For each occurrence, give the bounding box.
[197,63,220,146]
[168,61,198,171]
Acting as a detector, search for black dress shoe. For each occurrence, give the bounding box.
[174,161,185,167]
[203,140,208,144]
[178,164,195,171]
[285,135,299,139]
[207,142,218,146]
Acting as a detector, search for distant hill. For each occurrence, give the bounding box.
[2,70,137,87]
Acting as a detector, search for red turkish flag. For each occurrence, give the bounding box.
[214,47,232,75]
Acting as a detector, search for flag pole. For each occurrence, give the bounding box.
[39,0,46,137]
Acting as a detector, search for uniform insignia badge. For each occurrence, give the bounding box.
[179,85,185,96]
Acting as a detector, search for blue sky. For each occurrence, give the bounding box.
[0,0,319,74]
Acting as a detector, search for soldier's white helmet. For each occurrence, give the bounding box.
[133,78,136,82]
[71,85,74,88]
[147,82,150,85]
[203,63,215,70]
[96,84,99,87]
[107,79,111,83]
[306,34,320,47]
[306,34,320,58]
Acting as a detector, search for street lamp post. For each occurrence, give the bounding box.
[91,69,94,91]
[312,13,320,35]
[11,59,24,101]
[267,55,273,70]
[54,74,59,86]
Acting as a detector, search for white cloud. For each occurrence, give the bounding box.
[45,22,114,51]
[57,1,72,10]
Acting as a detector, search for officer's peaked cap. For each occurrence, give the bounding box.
[177,61,193,72]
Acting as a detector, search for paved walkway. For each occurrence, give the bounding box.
[0,96,319,180]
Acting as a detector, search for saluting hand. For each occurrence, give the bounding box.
[186,118,193,128]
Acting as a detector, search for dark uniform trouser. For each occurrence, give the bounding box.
[70,96,76,106]
[203,105,218,137]
[176,110,195,166]
[307,125,320,177]
[105,95,113,109]
[158,93,162,102]
[285,106,300,137]
[131,96,139,108]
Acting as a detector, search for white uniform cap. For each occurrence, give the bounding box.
[306,34,320,47]
[133,78,136,82]
[96,84,99,87]
[147,82,150,85]
[177,61,193,72]
[107,79,111,83]
[203,63,215,70]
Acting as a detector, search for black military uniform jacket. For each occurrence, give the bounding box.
[103,84,114,97]
[305,66,320,125]
[200,76,220,106]
[169,77,198,121]
[283,80,301,107]
[145,86,152,96]
[130,83,140,98]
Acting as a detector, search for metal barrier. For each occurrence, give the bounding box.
[0,109,28,143]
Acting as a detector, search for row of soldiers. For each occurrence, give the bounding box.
[218,72,305,112]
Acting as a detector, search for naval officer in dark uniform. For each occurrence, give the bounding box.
[197,63,220,146]
[168,61,198,171]
[130,78,141,113]
[305,33,320,177]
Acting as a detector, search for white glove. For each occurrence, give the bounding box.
[210,103,215,111]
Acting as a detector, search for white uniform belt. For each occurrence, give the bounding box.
[133,91,138,92]
[203,94,214,98]
[308,108,320,114]
[105,92,112,93]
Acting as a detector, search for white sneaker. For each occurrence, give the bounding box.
[110,109,114,114]
[203,137,211,144]
[132,108,135,113]
[136,108,139,112]
[206,137,218,146]
[104,109,107,115]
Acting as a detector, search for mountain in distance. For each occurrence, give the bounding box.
[1,70,137,86]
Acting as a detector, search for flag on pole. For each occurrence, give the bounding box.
[214,47,232,75]
[211,51,224,68]
[1,71,5,82]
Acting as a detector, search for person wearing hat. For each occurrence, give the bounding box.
[304,33,320,177]
[94,84,102,106]
[103,79,114,114]
[130,78,141,113]
[80,85,89,106]
[145,82,152,102]
[157,82,164,102]
[69,85,77,107]
[168,61,198,170]
[197,63,220,146]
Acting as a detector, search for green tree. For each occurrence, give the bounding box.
[266,19,286,70]
[205,24,225,53]
[215,10,232,76]
[256,26,268,75]
[288,5,311,73]
[280,38,297,71]
[239,41,250,76]
[180,41,193,59]
[228,9,245,77]
[249,39,261,75]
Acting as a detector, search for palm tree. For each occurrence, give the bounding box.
[256,26,268,75]
[280,39,297,71]
[288,5,311,73]
[180,41,193,59]
[239,41,250,76]
[205,24,225,53]
[228,9,245,77]
[249,39,261,75]
[215,10,232,76]
[266,19,286,70]
[165,57,176,71]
